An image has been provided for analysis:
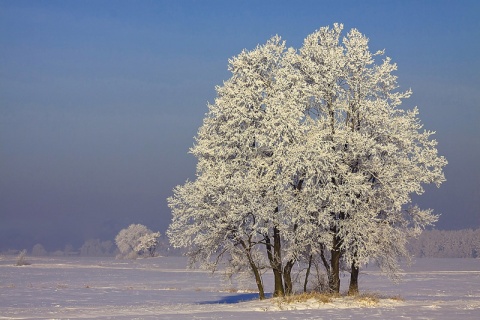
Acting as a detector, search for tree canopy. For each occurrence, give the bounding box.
[167,24,446,299]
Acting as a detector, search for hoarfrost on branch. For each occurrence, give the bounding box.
[167,23,446,298]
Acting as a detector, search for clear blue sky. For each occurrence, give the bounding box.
[1,0,479,251]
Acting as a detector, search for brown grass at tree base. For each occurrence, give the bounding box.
[275,291,404,308]
[349,291,404,304]
[277,292,338,304]
[351,292,380,306]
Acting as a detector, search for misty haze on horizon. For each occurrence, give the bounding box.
[1,1,479,252]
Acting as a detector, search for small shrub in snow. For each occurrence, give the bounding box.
[15,250,31,266]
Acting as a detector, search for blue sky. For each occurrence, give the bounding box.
[1,0,479,251]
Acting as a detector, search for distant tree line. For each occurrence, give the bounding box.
[408,229,480,258]
[3,228,478,260]
[29,240,116,257]
[15,227,480,260]
[9,224,168,258]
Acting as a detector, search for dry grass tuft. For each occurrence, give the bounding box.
[389,294,404,302]
[280,292,337,304]
[351,292,404,305]
[352,292,380,306]
[269,290,405,311]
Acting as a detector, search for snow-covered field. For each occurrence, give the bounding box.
[1,256,479,319]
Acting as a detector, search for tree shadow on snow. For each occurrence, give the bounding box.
[199,292,272,304]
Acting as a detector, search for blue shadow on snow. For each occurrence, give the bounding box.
[199,292,272,304]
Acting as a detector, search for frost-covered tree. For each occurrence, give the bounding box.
[296,24,446,293]
[115,224,161,259]
[136,232,161,257]
[168,24,446,298]
[169,36,305,298]
[32,243,47,256]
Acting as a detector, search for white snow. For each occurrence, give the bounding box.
[1,256,479,319]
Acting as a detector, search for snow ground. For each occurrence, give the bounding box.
[1,256,479,319]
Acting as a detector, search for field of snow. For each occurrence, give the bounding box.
[1,256,479,319]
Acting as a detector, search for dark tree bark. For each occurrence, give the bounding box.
[319,248,333,291]
[283,259,295,295]
[266,228,285,297]
[303,254,313,293]
[283,216,300,295]
[348,262,359,296]
[330,233,341,293]
[252,262,266,300]
[239,239,265,300]
[273,226,285,297]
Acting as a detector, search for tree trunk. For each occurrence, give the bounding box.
[303,254,313,293]
[283,259,295,295]
[330,234,341,293]
[239,240,265,300]
[273,226,285,297]
[272,268,284,297]
[251,261,266,300]
[283,208,300,296]
[266,229,285,297]
[319,248,333,291]
[348,262,359,296]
